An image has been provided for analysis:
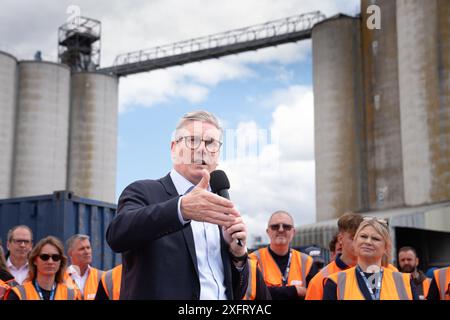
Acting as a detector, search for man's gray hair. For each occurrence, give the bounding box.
[7,225,33,242]
[174,110,223,140]
[268,210,295,226]
[66,234,90,254]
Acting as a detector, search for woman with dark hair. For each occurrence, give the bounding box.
[323,218,418,300]
[5,236,80,300]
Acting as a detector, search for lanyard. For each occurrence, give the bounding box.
[281,250,292,286]
[356,265,383,300]
[34,280,56,300]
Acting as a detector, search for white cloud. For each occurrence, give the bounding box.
[219,85,316,247]
[1,0,359,113]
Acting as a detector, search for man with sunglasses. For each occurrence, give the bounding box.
[249,210,318,300]
[6,225,33,285]
[107,110,248,300]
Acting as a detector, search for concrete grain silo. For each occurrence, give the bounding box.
[397,0,450,205]
[0,52,18,199]
[312,15,367,221]
[12,61,70,197]
[361,0,405,210]
[67,72,118,203]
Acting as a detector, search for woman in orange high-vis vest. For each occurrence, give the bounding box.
[427,267,450,300]
[306,212,364,300]
[5,236,80,300]
[323,218,418,300]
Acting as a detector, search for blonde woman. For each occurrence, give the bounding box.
[5,236,80,300]
[323,218,418,300]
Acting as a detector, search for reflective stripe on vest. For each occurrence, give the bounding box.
[252,250,264,278]
[102,265,122,300]
[321,264,331,278]
[243,259,257,300]
[250,247,312,287]
[392,271,409,300]
[13,281,78,300]
[67,288,75,300]
[16,285,27,300]
[337,272,346,300]
[300,252,309,283]
[331,267,412,300]
[104,269,114,298]
[437,268,449,300]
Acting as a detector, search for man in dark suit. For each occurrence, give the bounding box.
[106,110,249,300]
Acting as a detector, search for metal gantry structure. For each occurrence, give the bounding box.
[58,17,101,72]
[99,11,326,77]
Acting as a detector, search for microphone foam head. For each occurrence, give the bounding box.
[210,170,230,193]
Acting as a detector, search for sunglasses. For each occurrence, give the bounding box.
[39,254,61,262]
[269,223,293,231]
[363,216,389,228]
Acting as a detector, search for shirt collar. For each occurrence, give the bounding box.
[335,253,350,270]
[170,169,195,195]
[6,257,28,270]
[170,169,211,194]
[67,264,91,277]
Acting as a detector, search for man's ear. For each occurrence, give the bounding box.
[337,232,343,245]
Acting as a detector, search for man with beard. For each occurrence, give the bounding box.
[249,210,318,299]
[398,246,431,300]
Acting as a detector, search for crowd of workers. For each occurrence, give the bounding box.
[1,212,448,300]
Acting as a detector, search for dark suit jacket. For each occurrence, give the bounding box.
[106,173,248,300]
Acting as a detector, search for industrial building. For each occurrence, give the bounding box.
[0,17,118,204]
[295,0,450,269]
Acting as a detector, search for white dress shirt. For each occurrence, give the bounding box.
[170,169,227,300]
[6,258,29,285]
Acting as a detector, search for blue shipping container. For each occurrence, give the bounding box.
[0,190,120,270]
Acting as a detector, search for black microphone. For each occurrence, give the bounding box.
[210,170,243,247]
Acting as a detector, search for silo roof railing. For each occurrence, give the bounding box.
[99,11,326,77]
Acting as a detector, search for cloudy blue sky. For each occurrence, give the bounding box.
[1,0,359,246]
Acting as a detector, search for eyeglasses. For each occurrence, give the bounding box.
[177,136,222,152]
[269,224,294,231]
[11,239,31,245]
[363,216,389,227]
[39,254,61,262]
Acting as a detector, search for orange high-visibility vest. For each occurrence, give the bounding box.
[9,280,80,300]
[327,266,413,300]
[386,264,399,272]
[433,267,450,300]
[65,267,104,300]
[250,247,313,287]
[243,259,257,300]
[419,277,431,299]
[306,259,348,300]
[100,264,122,300]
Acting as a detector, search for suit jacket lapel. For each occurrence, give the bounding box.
[160,173,199,278]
